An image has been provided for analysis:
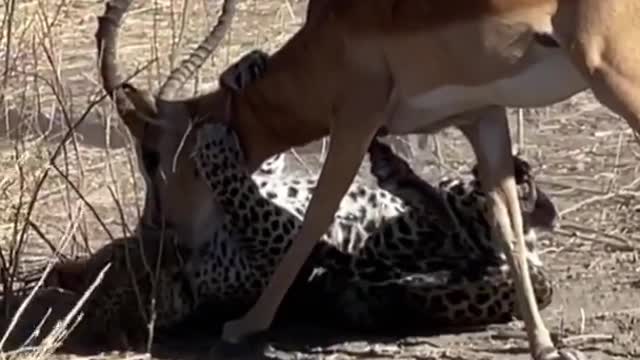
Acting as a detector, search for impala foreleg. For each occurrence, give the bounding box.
[220,116,384,344]
[460,107,565,360]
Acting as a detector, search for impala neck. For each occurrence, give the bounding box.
[231,99,294,173]
[228,24,339,173]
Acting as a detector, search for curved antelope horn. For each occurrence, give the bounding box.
[157,0,238,101]
[96,0,158,138]
[95,0,131,97]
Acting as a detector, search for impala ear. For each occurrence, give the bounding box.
[113,82,159,140]
[44,259,90,292]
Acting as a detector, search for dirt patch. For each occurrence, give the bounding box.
[1,0,639,359]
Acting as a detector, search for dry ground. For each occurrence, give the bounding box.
[0,0,639,359]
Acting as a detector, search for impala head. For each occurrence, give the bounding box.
[96,0,251,246]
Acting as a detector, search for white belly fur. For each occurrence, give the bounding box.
[386,50,588,134]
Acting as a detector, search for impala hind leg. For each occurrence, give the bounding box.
[567,44,640,147]
[459,107,581,360]
[557,1,640,150]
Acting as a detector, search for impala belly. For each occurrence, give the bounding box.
[386,48,588,135]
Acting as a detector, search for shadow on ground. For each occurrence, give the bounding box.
[0,285,519,359]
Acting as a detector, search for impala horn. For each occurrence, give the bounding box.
[157,0,238,102]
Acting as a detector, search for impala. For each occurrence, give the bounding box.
[97,0,640,359]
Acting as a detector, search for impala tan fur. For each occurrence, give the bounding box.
[97,0,640,359]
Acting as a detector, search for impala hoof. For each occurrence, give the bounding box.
[537,347,588,360]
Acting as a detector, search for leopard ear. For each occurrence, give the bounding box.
[512,156,537,213]
[529,187,559,231]
[519,178,537,213]
[112,83,159,141]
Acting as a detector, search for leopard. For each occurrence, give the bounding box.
[190,121,558,332]
[303,136,557,330]
[39,50,557,351]
[40,125,556,350]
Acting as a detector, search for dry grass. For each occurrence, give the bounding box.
[0,0,639,359]
[0,0,310,356]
